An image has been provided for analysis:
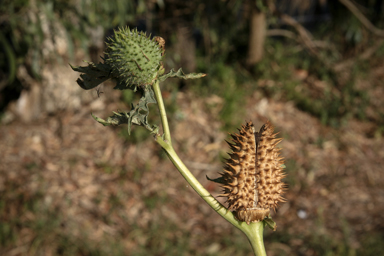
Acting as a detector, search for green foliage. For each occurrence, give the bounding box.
[119,90,152,143]
[71,28,164,92]
[72,26,207,137]
[71,28,205,94]
[253,39,373,127]
[91,86,158,135]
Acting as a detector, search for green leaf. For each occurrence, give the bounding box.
[70,61,114,90]
[158,68,206,82]
[91,86,158,134]
[126,86,157,134]
[91,112,129,126]
[263,216,277,231]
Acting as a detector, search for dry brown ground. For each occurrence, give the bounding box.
[1,77,384,255]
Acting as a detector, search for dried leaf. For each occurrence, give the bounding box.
[264,216,277,231]
[206,175,225,184]
[159,68,206,82]
[70,62,114,90]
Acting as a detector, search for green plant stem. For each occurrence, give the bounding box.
[243,222,266,256]
[152,80,172,143]
[152,79,267,256]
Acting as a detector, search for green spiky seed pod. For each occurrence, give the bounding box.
[105,27,163,88]
[216,121,286,224]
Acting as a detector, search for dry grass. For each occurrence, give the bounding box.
[1,75,384,255]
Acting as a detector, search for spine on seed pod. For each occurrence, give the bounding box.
[209,121,286,224]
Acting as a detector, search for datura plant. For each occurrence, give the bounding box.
[71,27,286,256]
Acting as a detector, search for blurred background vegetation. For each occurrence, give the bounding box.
[1,0,384,255]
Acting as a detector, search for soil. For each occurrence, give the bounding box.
[1,72,384,256]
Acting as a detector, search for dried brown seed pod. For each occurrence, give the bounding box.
[154,36,166,55]
[214,121,286,224]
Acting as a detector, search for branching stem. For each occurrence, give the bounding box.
[152,79,266,256]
